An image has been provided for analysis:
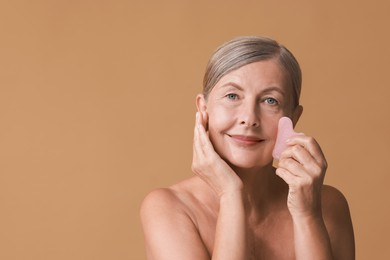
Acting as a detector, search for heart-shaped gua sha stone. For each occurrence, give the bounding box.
[272,117,303,160]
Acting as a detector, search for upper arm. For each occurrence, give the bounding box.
[140,189,210,260]
[322,185,355,260]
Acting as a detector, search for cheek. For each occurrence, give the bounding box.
[257,114,280,141]
[207,105,234,132]
[206,105,234,151]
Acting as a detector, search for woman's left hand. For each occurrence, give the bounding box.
[275,135,328,219]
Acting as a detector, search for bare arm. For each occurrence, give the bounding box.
[276,135,355,259]
[290,186,355,260]
[193,111,249,259]
[212,190,248,260]
[140,189,210,260]
[140,189,249,260]
[291,212,334,259]
[140,112,249,259]
[323,185,355,260]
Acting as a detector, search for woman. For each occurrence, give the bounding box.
[140,36,355,259]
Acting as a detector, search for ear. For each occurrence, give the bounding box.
[292,105,303,127]
[196,94,207,113]
[196,94,209,130]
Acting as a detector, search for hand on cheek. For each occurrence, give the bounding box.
[192,112,243,197]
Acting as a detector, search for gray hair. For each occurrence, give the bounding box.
[203,36,302,108]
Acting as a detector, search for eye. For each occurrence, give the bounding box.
[225,93,239,100]
[264,97,278,105]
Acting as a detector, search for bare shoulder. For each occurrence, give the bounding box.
[140,178,200,222]
[140,187,184,217]
[140,179,210,260]
[321,184,353,231]
[140,186,193,235]
[321,185,355,259]
[321,185,352,220]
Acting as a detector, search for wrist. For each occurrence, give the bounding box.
[289,204,323,222]
[291,211,326,229]
[218,187,244,202]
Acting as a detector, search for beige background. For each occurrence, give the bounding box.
[1,1,389,259]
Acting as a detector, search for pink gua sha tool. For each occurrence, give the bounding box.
[272,117,304,160]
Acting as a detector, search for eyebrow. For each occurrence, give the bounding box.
[261,86,286,97]
[219,82,244,91]
[219,82,286,97]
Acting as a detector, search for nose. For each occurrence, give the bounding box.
[239,101,260,127]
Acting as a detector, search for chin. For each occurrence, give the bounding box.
[223,154,273,171]
[212,138,274,170]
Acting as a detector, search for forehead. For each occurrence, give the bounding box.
[212,59,289,92]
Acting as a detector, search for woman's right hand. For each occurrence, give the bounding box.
[192,112,243,197]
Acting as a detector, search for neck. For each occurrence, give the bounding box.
[229,162,287,214]
[230,162,275,188]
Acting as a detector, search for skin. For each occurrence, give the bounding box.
[140,59,355,259]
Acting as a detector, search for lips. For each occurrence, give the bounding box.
[228,134,264,145]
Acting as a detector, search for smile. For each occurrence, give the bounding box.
[228,134,264,146]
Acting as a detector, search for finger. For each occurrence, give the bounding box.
[193,113,206,158]
[275,167,300,185]
[193,112,200,145]
[196,113,214,152]
[278,157,304,177]
[201,111,209,131]
[280,145,325,180]
[286,135,327,167]
[194,112,215,160]
[280,144,315,167]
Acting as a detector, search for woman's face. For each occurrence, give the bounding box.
[199,59,301,169]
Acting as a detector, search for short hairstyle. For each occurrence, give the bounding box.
[203,36,302,108]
